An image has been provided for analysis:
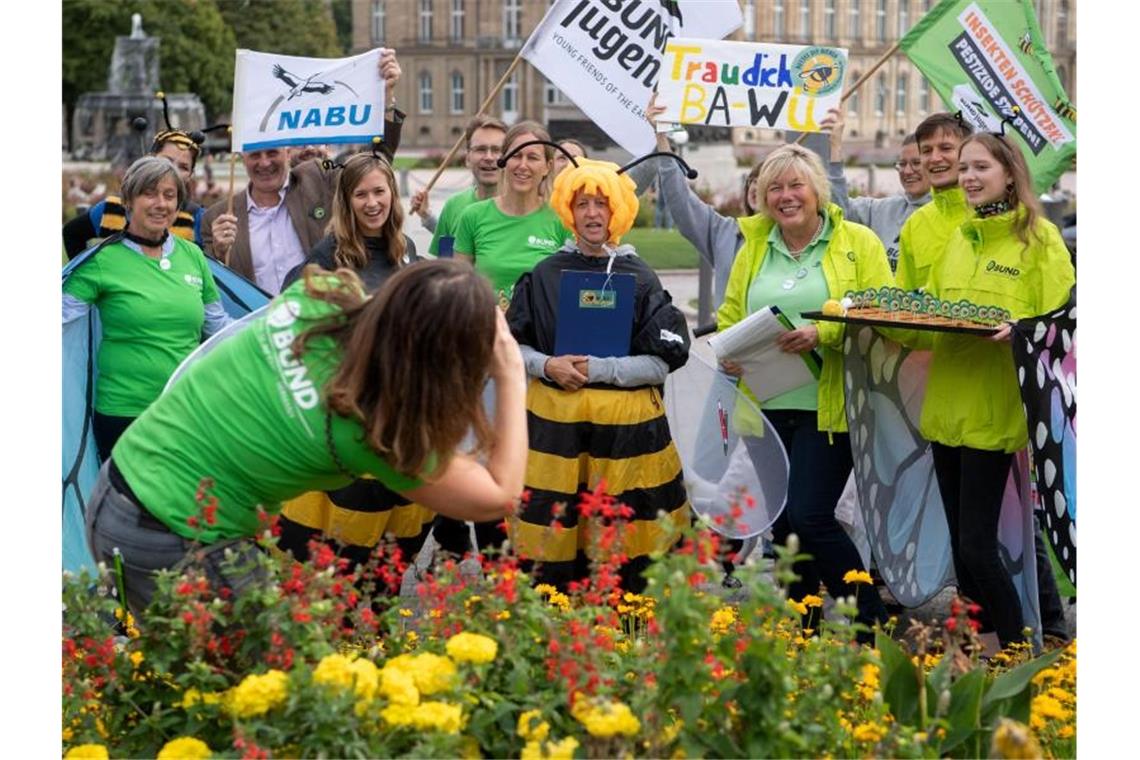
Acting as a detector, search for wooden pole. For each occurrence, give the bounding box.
[794,41,902,145]
[420,53,525,196]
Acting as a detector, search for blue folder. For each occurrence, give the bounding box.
[553,270,636,357]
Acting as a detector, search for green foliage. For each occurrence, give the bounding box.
[330,0,353,54]
[621,228,699,269]
[215,0,340,59]
[62,0,236,122]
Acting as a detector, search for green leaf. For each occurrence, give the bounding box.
[875,631,920,724]
[983,648,1062,706]
[939,668,985,754]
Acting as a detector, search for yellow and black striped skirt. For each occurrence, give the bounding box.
[509,379,690,587]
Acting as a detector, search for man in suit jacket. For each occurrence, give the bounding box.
[202,49,405,294]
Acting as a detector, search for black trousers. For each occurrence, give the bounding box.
[93,412,136,463]
[930,442,1026,647]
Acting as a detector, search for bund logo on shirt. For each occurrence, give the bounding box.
[183,274,204,289]
[527,234,559,250]
[985,260,1021,279]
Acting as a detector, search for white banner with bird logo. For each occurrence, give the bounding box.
[232,48,385,152]
[657,38,848,133]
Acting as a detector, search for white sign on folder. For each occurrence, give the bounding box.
[708,306,821,402]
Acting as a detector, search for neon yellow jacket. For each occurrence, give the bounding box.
[896,186,970,291]
[718,203,893,434]
[920,210,1075,452]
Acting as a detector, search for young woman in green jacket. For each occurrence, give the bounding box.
[919,132,1075,648]
[717,144,894,639]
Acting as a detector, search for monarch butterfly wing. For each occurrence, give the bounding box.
[665,348,788,539]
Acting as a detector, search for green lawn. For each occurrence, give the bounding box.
[623,227,699,269]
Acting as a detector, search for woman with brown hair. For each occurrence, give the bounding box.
[915,131,1074,648]
[283,151,417,292]
[84,260,528,613]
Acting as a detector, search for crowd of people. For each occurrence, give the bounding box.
[62,49,1074,650]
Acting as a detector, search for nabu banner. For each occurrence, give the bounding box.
[232,48,385,152]
[657,38,849,133]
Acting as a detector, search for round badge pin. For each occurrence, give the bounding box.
[159,258,172,270]
[796,267,808,279]
[313,206,326,220]
[781,278,796,290]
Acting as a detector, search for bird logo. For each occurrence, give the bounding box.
[272,64,360,100]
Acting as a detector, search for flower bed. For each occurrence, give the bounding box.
[62,487,1075,759]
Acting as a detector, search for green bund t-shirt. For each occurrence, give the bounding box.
[453,199,571,304]
[114,279,425,542]
[63,237,221,416]
[745,214,832,411]
[428,186,478,255]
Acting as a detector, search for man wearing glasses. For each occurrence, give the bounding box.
[819,107,931,271]
[410,115,508,256]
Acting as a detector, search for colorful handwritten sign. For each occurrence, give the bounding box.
[657,38,849,133]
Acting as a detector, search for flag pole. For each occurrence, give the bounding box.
[794,41,902,145]
[419,54,525,197]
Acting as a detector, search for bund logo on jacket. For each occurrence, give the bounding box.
[985,260,1021,279]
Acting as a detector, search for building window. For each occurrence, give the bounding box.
[743,0,756,40]
[799,0,811,40]
[503,0,522,44]
[450,0,464,41]
[450,71,464,113]
[419,71,433,114]
[875,72,887,115]
[848,72,861,115]
[919,76,930,112]
[419,0,433,42]
[371,0,385,44]
[849,0,861,41]
[876,0,887,41]
[898,0,909,36]
[501,71,519,116]
[545,79,571,106]
[773,0,785,38]
[896,72,908,114]
[825,0,836,40]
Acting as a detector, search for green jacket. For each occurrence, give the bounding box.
[718,203,893,434]
[895,186,970,291]
[920,210,1075,452]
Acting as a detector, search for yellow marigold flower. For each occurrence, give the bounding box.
[520,740,544,760]
[1031,693,1070,722]
[227,669,289,718]
[852,722,886,743]
[128,650,145,668]
[786,598,808,616]
[496,610,511,621]
[801,594,824,608]
[843,569,874,585]
[379,667,420,706]
[544,736,580,760]
[518,709,550,741]
[990,718,1042,759]
[534,584,557,596]
[547,592,572,612]
[313,653,380,703]
[710,606,737,635]
[65,746,109,760]
[398,608,414,618]
[177,688,223,709]
[572,697,640,738]
[384,653,457,695]
[446,632,498,664]
[412,701,464,734]
[1058,725,1075,740]
[1048,686,1075,705]
[615,639,632,653]
[157,736,212,760]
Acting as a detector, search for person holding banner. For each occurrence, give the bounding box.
[717,144,892,640]
[452,120,572,307]
[819,108,931,271]
[914,132,1074,648]
[275,151,432,568]
[84,260,528,614]
[62,156,232,461]
[895,112,973,292]
[505,156,691,592]
[408,115,508,252]
[203,49,405,295]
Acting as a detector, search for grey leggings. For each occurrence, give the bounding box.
[85,461,265,615]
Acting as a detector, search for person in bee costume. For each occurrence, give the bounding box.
[506,149,693,592]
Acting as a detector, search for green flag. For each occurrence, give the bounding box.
[899,0,1075,192]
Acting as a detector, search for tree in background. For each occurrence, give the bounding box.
[215,0,340,59]
[330,0,353,54]
[62,0,236,138]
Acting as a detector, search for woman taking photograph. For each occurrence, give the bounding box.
[506,156,691,592]
[277,151,431,570]
[917,132,1075,648]
[63,156,231,460]
[717,144,893,639]
[84,260,528,614]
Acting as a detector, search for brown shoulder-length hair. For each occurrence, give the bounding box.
[327,153,406,270]
[293,260,497,478]
[959,132,1043,247]
[501,120,555,199]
